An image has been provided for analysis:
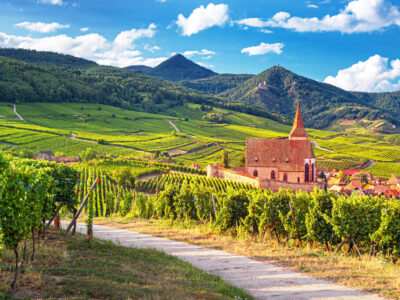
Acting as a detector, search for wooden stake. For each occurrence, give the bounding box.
[64,178,99,236]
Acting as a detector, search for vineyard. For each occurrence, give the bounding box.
[136,173,258,194]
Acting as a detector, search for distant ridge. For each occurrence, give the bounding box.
[0,48,97,70]
[220,65,400,130]
[126,54,217,82]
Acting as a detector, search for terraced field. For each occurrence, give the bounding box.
[1,102,400,177]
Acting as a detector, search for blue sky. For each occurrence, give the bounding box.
[0,0,400,92]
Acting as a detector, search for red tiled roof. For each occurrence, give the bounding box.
[289,104,308,139]
[350,180,362,190]
[246,138,315,172]
[343,169,361,176]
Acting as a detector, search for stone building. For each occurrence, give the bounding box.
[207,104,321,192]
[245,104,316,184]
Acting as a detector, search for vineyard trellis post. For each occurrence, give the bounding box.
[64,178,99,236]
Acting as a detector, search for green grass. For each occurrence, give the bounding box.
[0,229,252,299]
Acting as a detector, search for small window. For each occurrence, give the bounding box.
[283,173,288,182]
[271,170,275,180]
[297,177,300,183]
[253,170,258,177]
[255,157,258,162]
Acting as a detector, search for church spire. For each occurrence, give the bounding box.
[289,104,308,140]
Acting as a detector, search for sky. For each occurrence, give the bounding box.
[0,0,400,92]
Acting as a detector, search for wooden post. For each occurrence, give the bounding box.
[64,178,99,236]
[45,203,63,230]
[289,201,302,248]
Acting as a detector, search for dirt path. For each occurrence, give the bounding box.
[13,104,24,121]
[363,160,376,169]
[168,120,180,132]
[311,140,334,152]
[61,222,382,300]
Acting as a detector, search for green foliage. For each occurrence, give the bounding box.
[179,74,253,94]
[305,189,335,245]
[174,181,197,220]
[372,200,400,256]
[279,191,311,240]
[80,148,97,161]
[214,190,249,232]
[328,194,386,246]
[221,150,229,168]
[112,167,136,188]
[202,113,223,123]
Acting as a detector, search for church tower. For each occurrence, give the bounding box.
[289,104,308,141]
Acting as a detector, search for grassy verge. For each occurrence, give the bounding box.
[93,217,400,300]
[0,228,252,300]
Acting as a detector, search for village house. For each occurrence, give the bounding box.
[207,105,322,192]
[33,151,81,165]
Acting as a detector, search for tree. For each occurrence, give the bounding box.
[113,168,136,188]
[80,148,97,161]
[221,150,229,168]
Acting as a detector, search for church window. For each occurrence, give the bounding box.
[283,173,288,182]
[271,170,275,180]
[311,163,315,182]
[305,163,310,182]
[253,170,258,177]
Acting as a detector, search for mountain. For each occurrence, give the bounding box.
[0,56,217,114]
[126,54,217,82]
[178,74,254,94]
[0,48,97,69]
[220,65,400,129]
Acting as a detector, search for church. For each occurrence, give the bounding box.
[207,104,320,192]
[245,104,316,184]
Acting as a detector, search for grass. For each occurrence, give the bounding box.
[93,218,400,300]
[0,228,252,300]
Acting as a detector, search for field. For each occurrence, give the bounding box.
[1,102,400,177]
[0,228,251,299]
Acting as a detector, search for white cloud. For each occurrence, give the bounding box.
[307,4,319,8]
[144,44,160,52]
[235,0,400,33]
[196,61,214,68]
[37,0,63,5]
[324,54,400,92]
[241,42,284,56]
[182,49,215,58]
[235,18,268,28]
[15,22,69,33]
[80,27,89,32]
[176,3,229,36]
[157,0,167,2]
[0,24,165,68]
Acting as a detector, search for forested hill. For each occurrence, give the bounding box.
[126,54,217,82]
[178,74,254,94]
[0,56,218,114]
[0,48,97,69]
[220,66,400,129]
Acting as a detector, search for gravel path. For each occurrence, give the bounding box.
[61,222,383,300]
[13,104,24,120]
[167,120,180,132]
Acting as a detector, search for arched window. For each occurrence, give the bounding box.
[271,170,275,180]
[283,173,288,182]
[311,163,315,182]
[253,170,258,177]
[305,163,309,182]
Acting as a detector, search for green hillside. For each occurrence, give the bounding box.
[0,47,97,69]
[220,66,400,130]
[178,74,254,94]
[0,56,219,114]
[1,102,400,178]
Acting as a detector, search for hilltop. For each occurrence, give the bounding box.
[220,66,400,130]
[0,48,97,69]
[127,54,217,82]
